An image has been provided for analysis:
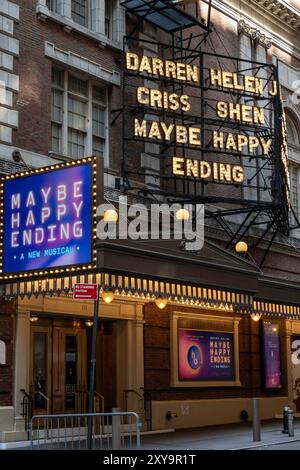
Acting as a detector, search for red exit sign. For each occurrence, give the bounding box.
[73,283,98,300]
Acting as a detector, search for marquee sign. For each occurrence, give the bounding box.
[122,37,289,218]
[0,157,98,280]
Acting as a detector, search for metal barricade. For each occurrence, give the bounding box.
[30,411,140,450]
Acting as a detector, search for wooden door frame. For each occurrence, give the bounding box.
[30,322,87,415]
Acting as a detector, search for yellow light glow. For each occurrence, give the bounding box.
[176,208,190,221]
[104,209,118,222]
[102,291,115,304]
[235,241,248,253]
[251,313,262,322]
[155,297,168,309]
[30,315,38,323]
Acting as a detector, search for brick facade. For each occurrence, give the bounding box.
[13,1,123,171]
[144,302,288,401]
[0,301,15,406]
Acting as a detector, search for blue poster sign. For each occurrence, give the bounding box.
[2,162,93,275]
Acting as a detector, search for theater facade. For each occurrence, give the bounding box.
[1,0,300,442]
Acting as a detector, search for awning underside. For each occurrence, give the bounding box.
[121,0,207,32]
[1,271,300,319]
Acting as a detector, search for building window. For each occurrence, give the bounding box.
[71,0,88,27]
[46,0,119,40]
[286,115,300,224]
[105,0,112,38]
[51,68,108,162]
[46,0,60,14]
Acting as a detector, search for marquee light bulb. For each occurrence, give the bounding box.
[250,313,262,322]
[102,291,115,304]
[104,209,118,222]
[175,208,190,221]
[235,241,248,253]
[155,296,168,310]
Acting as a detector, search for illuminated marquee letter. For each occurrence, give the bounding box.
[35,227,44,244]
[176,126,187,144]
[73,221,83,238]
[126,52,139,71]
[11,194,20,210]
[57,185,67,201]
[189,128,201,146]
[11,232,19,247]
[269,81,278,96]
[11,212,20,229]
[173,157,185,176]
[134,118,147,138]
[41,187,51,204]
[57,204,66,221]
[232,166,244,183]
[200,162,211,179]
[41,207,51,223]
[74,181,83,198]
[26,191,35,207]
[186,65,199,84]
[26,210,35,226]
[161,122,174,141]
[210,69,222,87]
[137,87,149,105]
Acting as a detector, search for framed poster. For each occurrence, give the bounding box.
[178,328,234,381]
[170,312,241,387]
[262,320,282,390]
[291,335,300,411]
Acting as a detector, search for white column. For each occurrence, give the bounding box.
[60,0,71,19]
[114,0,126,43]
[91,0,105,35]
[125,305,144,413]
[86,81,93,156]
[62,70,68,156]
[14,311,30,416]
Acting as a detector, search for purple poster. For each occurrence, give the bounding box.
[291,335,300,411]
[2,162,92,275]
[262,321,282,389]
[178,329,234,381]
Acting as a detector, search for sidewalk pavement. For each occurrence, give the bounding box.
[140,420,300,450]
[2,419,300,450]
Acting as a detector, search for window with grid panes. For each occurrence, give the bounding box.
[46,0,59,13]
[51,68,108,161]
[71,0,88,27]
[46,0,118,40]
[290,165,299,220]
[51,69,64,153]
[67,74,88,158]
[105,0,112,38]
[92,85,107,157]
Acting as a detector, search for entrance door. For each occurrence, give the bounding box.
[30,323,87,414]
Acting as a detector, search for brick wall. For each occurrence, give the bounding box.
[0,301,15,407]
[144,302,287,401]
[14,1,122,171]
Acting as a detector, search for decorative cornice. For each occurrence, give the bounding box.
[249,0,300,31]
[238,19,272,48]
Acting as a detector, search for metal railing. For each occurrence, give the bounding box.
[20,389,33,439]
[30,411,140,450]
[123,388,152,431]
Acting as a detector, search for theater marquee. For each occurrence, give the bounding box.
[0,157,99,280]
[125,50,277,186]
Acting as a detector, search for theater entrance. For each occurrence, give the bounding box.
[30,318,116,415]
